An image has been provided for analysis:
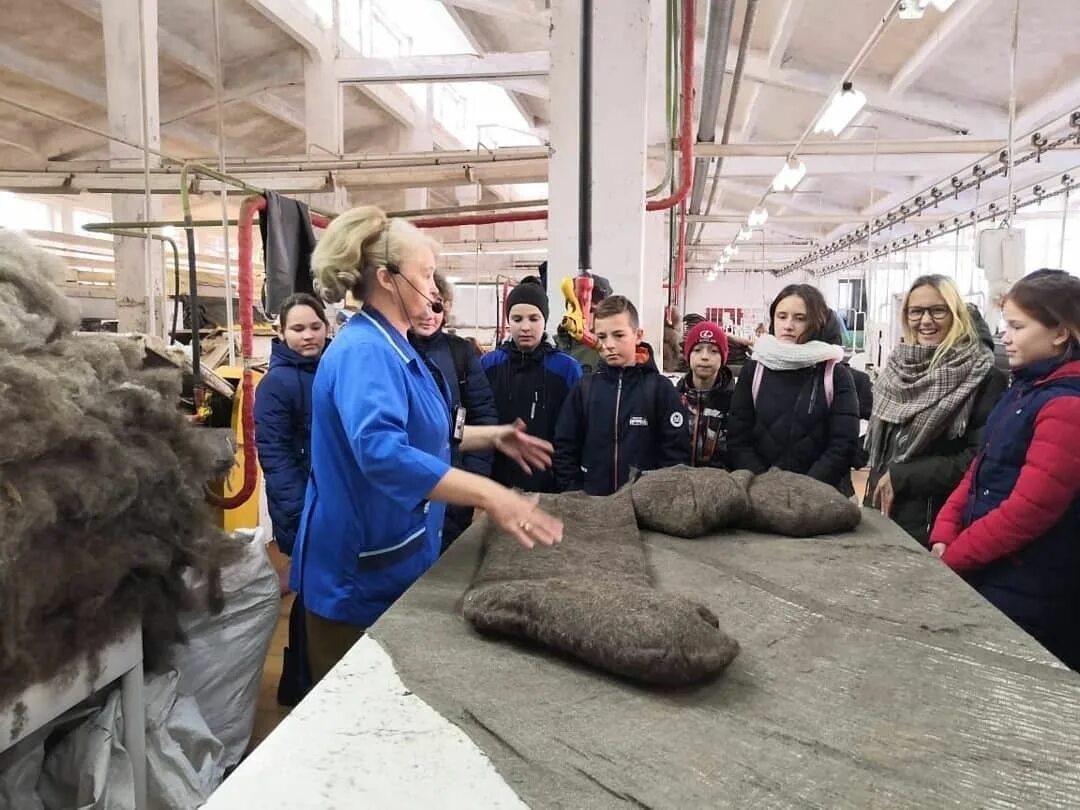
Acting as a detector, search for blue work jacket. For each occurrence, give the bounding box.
[290,308,452,627]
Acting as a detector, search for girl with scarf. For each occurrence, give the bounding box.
[931,269,1080,670]
[727,285,860,490]
[865,275,1006,547]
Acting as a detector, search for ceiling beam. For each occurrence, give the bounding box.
[0,119,40,154]
[244,0,331,58]
[335,51,549,84]
[440,0,549,24]
[889,0,995,96]
[738,0,808,140]
[733,49,1008,137]
[53,0,305,133]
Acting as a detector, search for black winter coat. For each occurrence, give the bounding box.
[676,368,734,468]
[554,346,690,495]
[482,337,582,492]
[727,359,860,490]
[412,330,499,547]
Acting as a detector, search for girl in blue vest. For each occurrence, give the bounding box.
[931,269,1080,670]
[292,206,563,682]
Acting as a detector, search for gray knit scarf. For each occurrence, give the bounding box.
[867,338,994,470]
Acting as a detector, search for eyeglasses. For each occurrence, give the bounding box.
[905,305,951,322]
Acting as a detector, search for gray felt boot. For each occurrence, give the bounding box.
[741,468,862,537]
[463,487,740,686]
[630,466,752,538]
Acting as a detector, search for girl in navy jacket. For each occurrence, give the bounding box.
[255,292,328,555]
[931,270,1080,670]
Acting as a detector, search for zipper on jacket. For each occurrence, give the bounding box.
[613,376,623,492]
[690,407,700,466]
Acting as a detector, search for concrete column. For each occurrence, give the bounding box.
[304,50,347,211]
[399,86,435,212]
[590,0,656,344]
[545,0,582,326]
[102,0,161,334]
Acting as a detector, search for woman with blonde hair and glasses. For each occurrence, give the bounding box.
[864,274,1007,547]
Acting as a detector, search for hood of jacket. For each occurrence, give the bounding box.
[677,366,734,398]
[966,303,995,351]
[597,341,660,375]
[269,338,320,372]
[497,334,555,365]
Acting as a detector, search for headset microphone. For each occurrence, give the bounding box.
[386,261,444,314]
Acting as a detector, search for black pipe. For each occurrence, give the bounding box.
[578,0,593,274]
[184,220,201,388]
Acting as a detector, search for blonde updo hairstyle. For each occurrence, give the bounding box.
[312,205,439,304]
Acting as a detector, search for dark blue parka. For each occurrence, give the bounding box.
[412,330,498,545]
[254,339,318,555]
[553,344,690,496]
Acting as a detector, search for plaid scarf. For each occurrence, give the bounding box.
[867,338,993,470]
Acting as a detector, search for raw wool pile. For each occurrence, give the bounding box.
[631,466,753,537]
[463,487,740,687]
[0,230,234,704]
[630,466,861,538]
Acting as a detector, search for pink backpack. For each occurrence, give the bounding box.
[752,359,837,408]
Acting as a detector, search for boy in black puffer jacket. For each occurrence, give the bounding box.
[482,281,582,492]
[676,320,735,468]
[554,296,690,495]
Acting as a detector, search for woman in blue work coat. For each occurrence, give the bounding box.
[291,205,563,682]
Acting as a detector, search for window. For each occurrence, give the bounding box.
[73,209,112,240]
[0,192,52,232]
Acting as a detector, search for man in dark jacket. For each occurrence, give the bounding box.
[410,276,499,548]
[554,296,689,495]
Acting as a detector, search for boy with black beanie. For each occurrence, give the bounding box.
[482,281,582,492]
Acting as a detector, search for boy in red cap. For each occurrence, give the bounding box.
[677,321,735,468]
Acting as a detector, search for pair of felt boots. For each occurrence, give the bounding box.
[463,467,861,687]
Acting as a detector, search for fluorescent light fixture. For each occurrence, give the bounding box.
[748,207,769,228]
[723,245,739,258]
[813,82,867,136]
[898,0,926,19]
[445,275,463,283]
[772,159,807,192]
[737,226,753,242]
[899,0,952,19]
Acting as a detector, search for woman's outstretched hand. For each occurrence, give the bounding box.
[486,490,563,549]
[493,419,554,475]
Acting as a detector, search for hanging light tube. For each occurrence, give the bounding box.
[747,207,769,228]
[772,158,807,192]
[813,82,867,136]
[737,226,753,241]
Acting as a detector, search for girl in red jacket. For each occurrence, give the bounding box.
[930,269,1080,670]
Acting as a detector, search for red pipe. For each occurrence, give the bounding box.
[205,195,263,510]
[646,0,695,213]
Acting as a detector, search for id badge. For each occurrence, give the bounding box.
[452,405,467,443]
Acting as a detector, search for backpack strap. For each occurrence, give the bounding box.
[446,334,472,402]
[823,358,837,408]
[752,360,837,407]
